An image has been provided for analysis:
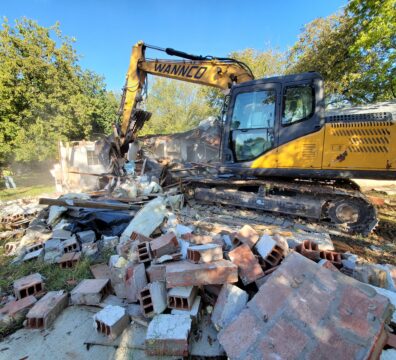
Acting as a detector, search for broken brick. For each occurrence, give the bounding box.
[13,273,44,300]
[228,244,264,285]
[295,239,320,261]
[26,290,68,329]
[137,242,152,263]
[93,305,130,340]
[150,232,179,258]
[167,286,197,310]
[319,250,342,268]
[130,231,152,243]
[139,282,167,318]
[165,260,238,288]
[125,263,147,303]
[233,225,259,248]
[187,244,223,264]
[71,279,111,305]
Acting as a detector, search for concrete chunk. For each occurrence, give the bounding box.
[93,305,130,340]
[71,279,111,305]
[166,260,238,288]
[211,284,248,331]
[26,290,68,329]
[145,314,192,356]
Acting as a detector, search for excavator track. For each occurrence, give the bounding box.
[180,175,378,236]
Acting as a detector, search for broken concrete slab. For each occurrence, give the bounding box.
[90,263,111,279]
[93,305,130,340]
[354,263,389,289]
[139,281,167,318]
[218,252,393,360]
[125,263,147,303]
[14,273,44,300]
[211,283,248,332]
[71,279,111,305]
[167,286,197,310]
[26,290,68,329]
[228,244,264,285]
[165,260,238,288]
[187,243,223,263]
[145,314,192,356]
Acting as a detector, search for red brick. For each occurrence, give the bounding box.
[258,319,309,359]
[233,225,259,248]
[218,308,263,359]
[26,290,68,329]
[295,240,320,261]
[167,286,197,310]
[319,250,342,268]
[150,232,179,258]
[130,231,152,243]
[137,242,152,263]
[146,263,166,282]
[187,244,223,263]
[165,260,238,288]
[0,295,37,318]
[228,244,264,285]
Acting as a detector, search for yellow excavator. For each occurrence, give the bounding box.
[116,41,396,234]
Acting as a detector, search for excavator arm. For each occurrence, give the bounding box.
[119,41,254,147]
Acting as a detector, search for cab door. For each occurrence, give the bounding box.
[225,82,281,165]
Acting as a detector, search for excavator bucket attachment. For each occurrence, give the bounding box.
[122,109,152,153]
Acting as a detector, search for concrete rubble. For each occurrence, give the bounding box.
[1,154,396,359]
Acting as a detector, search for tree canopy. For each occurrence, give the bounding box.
[0,17,118,165]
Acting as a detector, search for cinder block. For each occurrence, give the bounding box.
[255,234,285,268]
[71,279,111,305]
[150,232,179,258]
[58,252,81,268]
[23,248,44,262]
[233,225,259,248]
[228,244,264,285]
[93,305,130,340]
[63,236,80,253]
[137,242,152,263]
[319,250,342,268]
[167,286,197,310]
[139,281,167,318]
[211,284,248,331]
[145,314,192,356]
[26,243,44,253]
[26,290,68,329]
[171,296,202,323]
[146,263,167,282]
[295,240,320,261]
[166,260,238,288]
[14,273,44,300]
[125,263,147,303]
[187,244,223,264]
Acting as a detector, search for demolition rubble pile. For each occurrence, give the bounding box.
[1,175,396,358]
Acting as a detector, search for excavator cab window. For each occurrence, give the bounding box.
[230,90,276,161]
[282,85,314,125]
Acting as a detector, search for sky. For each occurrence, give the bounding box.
[0,0,347,91]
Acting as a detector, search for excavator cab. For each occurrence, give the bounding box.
[221,72,325,176]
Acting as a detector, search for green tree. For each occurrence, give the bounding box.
[0,17,118,164]
[287,0,395,104]
[141,77,213,135]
